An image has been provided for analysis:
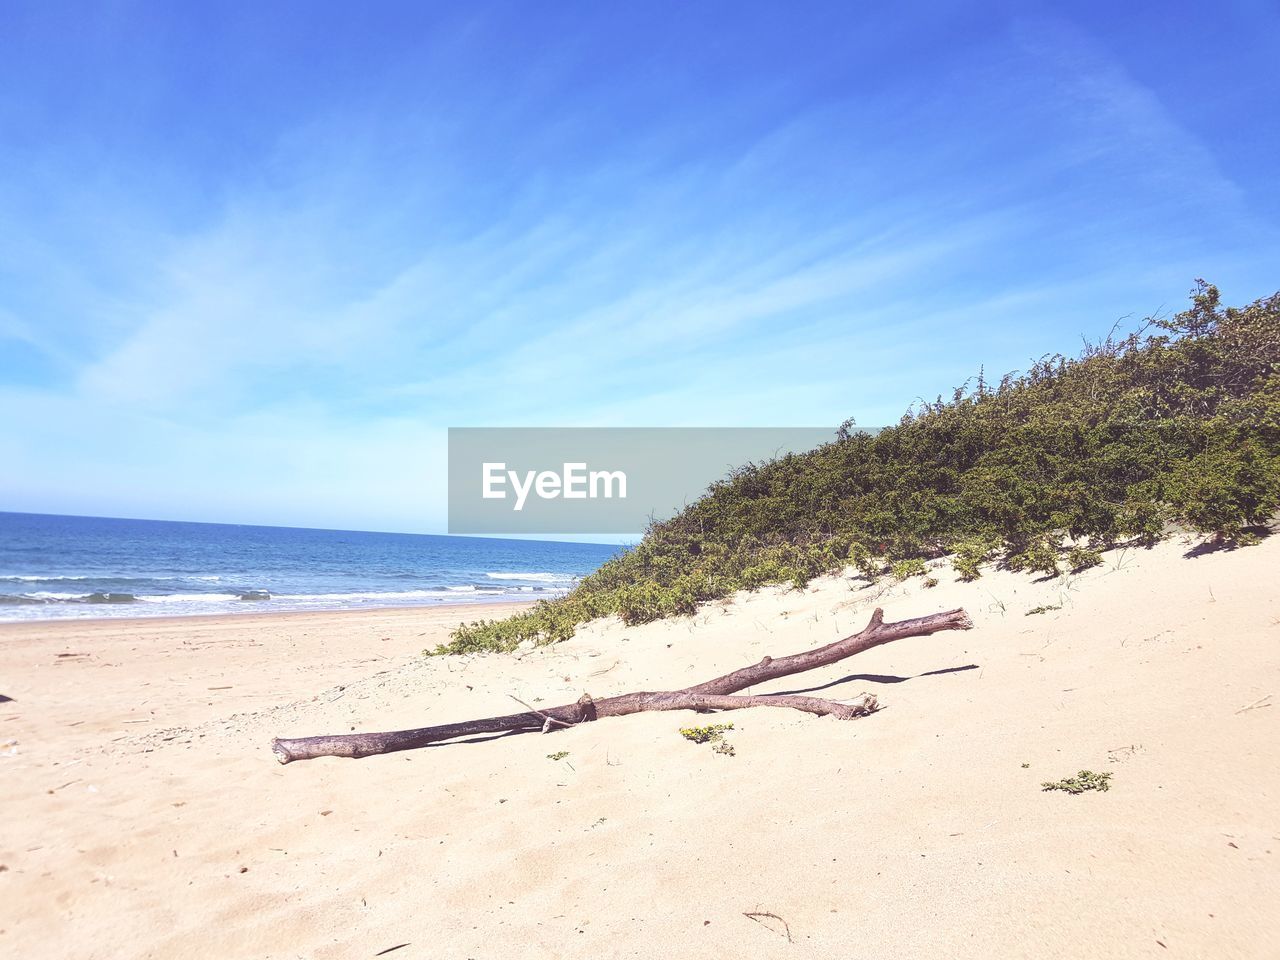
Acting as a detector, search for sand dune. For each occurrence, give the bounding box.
[3,536,1279,958]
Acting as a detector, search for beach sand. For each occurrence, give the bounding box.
[3,536,1279,958]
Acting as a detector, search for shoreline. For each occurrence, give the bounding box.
[0,597,539,634]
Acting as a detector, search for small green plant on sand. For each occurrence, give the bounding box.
[546,750,569,761]
[952,555,981,581]
[679,722,734,744]
[1067,545,1103,572]
[922,576,939,588]
[952,535,999,582]
[711,740,736,756]
[1041,770,1112,794]
[891,557,927,581]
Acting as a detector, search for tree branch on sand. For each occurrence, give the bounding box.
[270,606,973,764]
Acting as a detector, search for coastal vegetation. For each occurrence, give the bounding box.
[435,282,1280,655]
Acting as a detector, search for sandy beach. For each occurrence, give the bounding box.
[3,536,1279,958]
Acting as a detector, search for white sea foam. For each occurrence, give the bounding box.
[1,575,96,582]
[7,585,563,606]
[0,583,555,620]
[1,574,197,583]
[140,593,243,604]
[485,572,578,583]
[254,589,510,602]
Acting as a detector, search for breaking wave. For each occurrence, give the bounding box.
[0,581,576,621]
[485,571,579,583]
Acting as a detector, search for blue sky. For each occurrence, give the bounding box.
[2,0,1278,535]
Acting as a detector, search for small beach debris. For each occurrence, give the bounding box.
[1107,744,1143,762]
[1025,603,1062,616]
[1041,770,1112,794]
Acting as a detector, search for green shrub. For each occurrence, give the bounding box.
[1067,544,1103,572]
[1162,442,1280,541]
[1006,536,1061,578]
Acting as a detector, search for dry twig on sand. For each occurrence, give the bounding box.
[743,911,794,943]
[1235,694,1272,714]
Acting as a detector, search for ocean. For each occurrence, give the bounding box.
[0,512,621,622]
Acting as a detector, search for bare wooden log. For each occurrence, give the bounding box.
[686,605,970,695]
[270,606,971,764]
[270,691,878,762]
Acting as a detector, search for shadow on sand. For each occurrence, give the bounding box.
[415,665,983,748]
[1183,525,1274,559]
[770,663,979,697]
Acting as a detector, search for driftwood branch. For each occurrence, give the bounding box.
[271,606,972,764]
